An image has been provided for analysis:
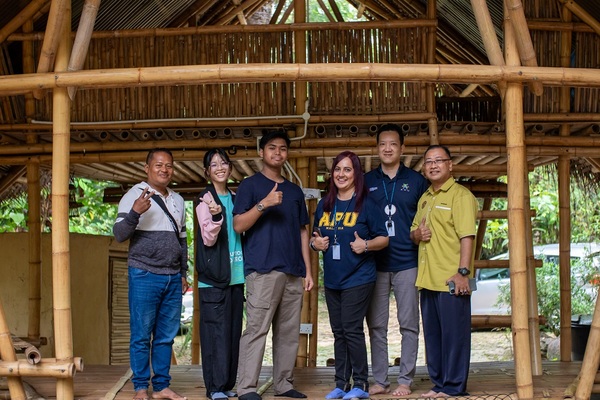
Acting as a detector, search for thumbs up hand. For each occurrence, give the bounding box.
[261,182,283,210]
[417,217,432,242]
[311,230,329,251]
[350,231,368,254]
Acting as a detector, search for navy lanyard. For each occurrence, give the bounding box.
[332,194,354,244]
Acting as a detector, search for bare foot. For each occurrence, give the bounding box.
[151,387,187,400]
[392,384,412,396]
[421,390,437,398]
[434,392,449,398]
[133,389,149,400]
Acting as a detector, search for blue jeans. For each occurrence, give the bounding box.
[128,267,182,392]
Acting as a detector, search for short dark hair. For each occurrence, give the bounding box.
[203,147,231,169]
[146,148,173,164]
[259,130,291,149]
[377,123,405,145]
[424,145,451,159]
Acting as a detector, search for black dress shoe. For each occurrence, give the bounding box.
[274,389,307,398]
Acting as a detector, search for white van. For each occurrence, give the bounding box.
[471,243,600,315]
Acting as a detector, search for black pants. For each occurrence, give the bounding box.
[325,282,374,391]
[199,284,244,396]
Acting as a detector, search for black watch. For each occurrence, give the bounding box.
[458,267,471,276]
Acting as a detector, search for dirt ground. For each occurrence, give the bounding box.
[176,292,516,366]
[314,294,515,366]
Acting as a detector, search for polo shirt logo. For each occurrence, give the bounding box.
[400,183,410,192]
[369,186,378,192]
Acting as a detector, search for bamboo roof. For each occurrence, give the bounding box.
[0,0,599,200]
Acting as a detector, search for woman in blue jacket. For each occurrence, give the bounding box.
[310,151,389,400]
[196,148,244,400]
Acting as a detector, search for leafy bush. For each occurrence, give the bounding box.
[497,256,598,336]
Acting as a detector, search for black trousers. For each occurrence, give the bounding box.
[198,284,244,396]
[325,282,375,391]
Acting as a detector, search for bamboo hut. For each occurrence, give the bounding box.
[0,0,600,399]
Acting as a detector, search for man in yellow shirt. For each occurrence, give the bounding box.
[410,145,478,398]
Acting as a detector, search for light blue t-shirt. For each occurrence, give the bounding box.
[199,192,244,288]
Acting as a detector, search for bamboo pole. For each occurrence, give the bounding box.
[504,4,534,398]
[67,0,101,100]
[574,294,600,400]
[474,198,492,261]
[33,0,70,100]
[307,156,319,367]
[425,0,439,145]
[0,300,27,399]
[559,0,600,36]
[2,63,600,96]
[294,0,312,369]
[505,0,543,96]
[52,4,75,399]
[0,361,75,378]
[191,211,200,365]
[0,0,49,44]
[23,19,42,346]
[559,5,574,363]
[524,166,542,375]
[8,17,439,41]
[470,0,506,96]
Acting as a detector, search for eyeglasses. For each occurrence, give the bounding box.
[209,161,230,169]
[424,158,451,167]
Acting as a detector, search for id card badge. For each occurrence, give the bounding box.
[386,220,395,237]
[332,244,341,260]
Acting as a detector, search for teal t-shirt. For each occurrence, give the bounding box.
[199,192,244,288]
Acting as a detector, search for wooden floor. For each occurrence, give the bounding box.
[18,361,587,400]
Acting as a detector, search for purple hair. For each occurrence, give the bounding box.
[322,151,366,212]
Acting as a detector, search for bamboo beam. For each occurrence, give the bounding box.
[8,19,438,41]
[315,0,336,22]
[0,166,26,197]
[528,20,594,32]
[504,5,534,397]
[474,259,542,269]
[68,0,101,100]
[0,361,75,378]
[559,0,600,36]
[3,63,600,97]
[478,209,536,220]
[505,0,543,96]
[216,0,260,25]
[0,0,49,45]
[425,0,438,145]
[52,5,75,399]
[33,0,70,100]
[168,0,219,28]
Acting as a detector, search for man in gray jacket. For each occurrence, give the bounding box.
[113,148,188,400]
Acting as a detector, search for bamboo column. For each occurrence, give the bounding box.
[51,2,75,399]
[523,170,542,375]
[307,157,319,367]
[293,0,313,368]
[504,3,534,398]
[191,209,200,365]
[425,0,439,145]
[558,5,573,362]
[67,0,101,100]
[559,0,600,36]
[574,293,600,399]
[0,300,26,399]
[23,19,42,345]
[474,198,492,261]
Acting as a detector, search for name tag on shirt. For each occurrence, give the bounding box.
[332,244,341,260]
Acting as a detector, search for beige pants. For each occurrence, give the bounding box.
[236,270,304,396]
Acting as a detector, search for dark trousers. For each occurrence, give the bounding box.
[420,289,471,396]
[199,284,244,396]
[325,283,374,391]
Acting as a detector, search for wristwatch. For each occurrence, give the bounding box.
[458,267,471,276]
[256,203,265,212]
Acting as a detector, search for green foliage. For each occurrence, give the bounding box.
[69,179,118,235]
[279,0,366,23]
[497,257,597,336]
